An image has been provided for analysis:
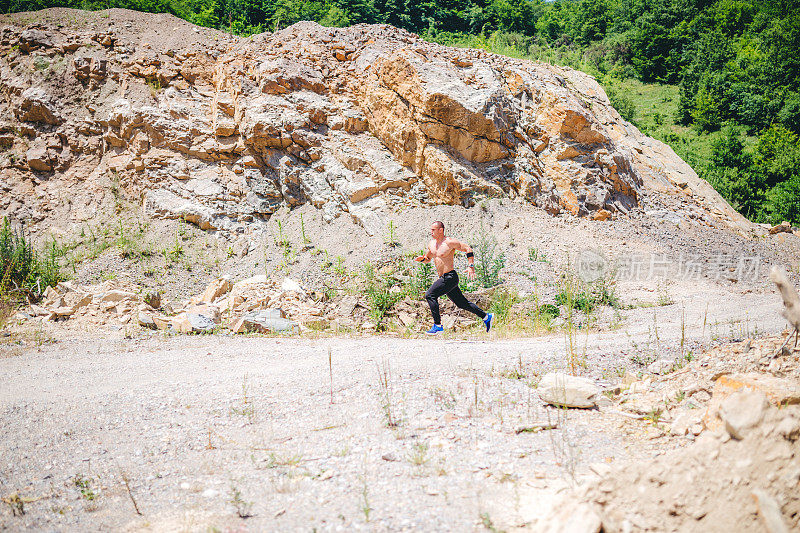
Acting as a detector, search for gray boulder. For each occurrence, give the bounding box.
[243,309,298,334]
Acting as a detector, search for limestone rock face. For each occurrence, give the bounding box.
[0,9,754,234]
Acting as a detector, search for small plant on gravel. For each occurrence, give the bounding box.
[334,255,347,277]
[479,511,502,532]
[264,452,303,468]
[229,484,253,519]
[556,261,587,374]
[657,282,673,306]
[644,408,663,426]
[360,480,372,522]
[671,350,694,372]
[229,374,256,423]
[630,351,656,367]
[407,250,434,295]
[547,406,580,483]
[406,442,429,466]
[498,354,527,380]
[377,358,399,428]
[362,263,404,328]
[334,444,351,457]
[489,287,520,323]
[1,493,25,516]
[72,474,96,501]
[429,386,457,410]
[300,214,311,247]
[527,247,548,263]
[384,220,399,247]
[274,220,290,248]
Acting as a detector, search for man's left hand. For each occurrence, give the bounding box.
[465,265,476,280]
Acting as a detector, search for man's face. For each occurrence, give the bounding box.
[430,224,443,238]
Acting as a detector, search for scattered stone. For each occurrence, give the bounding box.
[752,489,789,533]
[719,390,769,440]
[201,488,219,499]
[281,277,305,295]
[647,359,674,375]
[195,277,232,304]
[100,290,138,303]
[538,373,600,408]
[704,373,800,431]
[769,221,793,235]
[137,312,157,330]
[241,310,298,334]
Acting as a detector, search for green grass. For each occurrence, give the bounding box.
[600,77,757,172]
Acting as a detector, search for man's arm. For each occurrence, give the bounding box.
[448,238,477,279]
[414,242,433,263]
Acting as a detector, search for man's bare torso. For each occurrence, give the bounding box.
[428,238,457,277]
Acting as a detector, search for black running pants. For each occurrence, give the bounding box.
[425,270,486,325]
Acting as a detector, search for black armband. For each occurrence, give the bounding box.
[466,251,474,259]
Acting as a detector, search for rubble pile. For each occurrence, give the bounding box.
[607,335,800,439]
[537,388,800,532]
[20,274,489,334]
[24,279,147,326]
[527,327,800,532]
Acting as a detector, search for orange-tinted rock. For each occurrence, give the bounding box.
[703,373,800,431]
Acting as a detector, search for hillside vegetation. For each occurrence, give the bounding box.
[3,0,799,224]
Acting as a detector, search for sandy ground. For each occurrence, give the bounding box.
[0,277,789,531]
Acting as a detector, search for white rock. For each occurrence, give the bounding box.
[719,390,769,440]
[538,373,600,408]
[281,277,305,294]
[647,359,674,375]
[537,499,602,533]
[201,488,219,498]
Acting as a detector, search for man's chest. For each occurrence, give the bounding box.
[431,241,453,257]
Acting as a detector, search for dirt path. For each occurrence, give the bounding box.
[0,285,787,531]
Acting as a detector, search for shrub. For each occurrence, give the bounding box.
[362,263,404,328]
[408,252,434,296]
[459,226,505,292]
[607,87,637,124]
[0,218,64,302]
[488,287,520,322]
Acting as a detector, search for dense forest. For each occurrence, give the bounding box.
[2,0,799,225]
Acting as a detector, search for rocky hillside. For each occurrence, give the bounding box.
[0,8,753,237]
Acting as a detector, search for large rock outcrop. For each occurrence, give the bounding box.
[0,9,752,234]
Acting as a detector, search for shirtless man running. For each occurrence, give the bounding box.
[414,221,493,334]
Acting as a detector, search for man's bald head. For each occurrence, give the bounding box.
[430,221,445,239]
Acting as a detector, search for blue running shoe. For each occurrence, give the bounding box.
[426,324,444,335]
[484,313,493,332]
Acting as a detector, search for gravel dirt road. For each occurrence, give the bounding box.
[0,285,787,531]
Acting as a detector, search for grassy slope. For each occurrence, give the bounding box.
[601,78,757,175]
